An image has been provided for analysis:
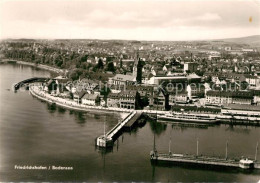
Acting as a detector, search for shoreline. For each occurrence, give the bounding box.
[29,84,134,114]
[29,85,260,126]
[29,84,169,115]
[0,59,65,74]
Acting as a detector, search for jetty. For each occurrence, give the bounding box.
[150,135,260,170]
[96,111,143,148]
[14,77,48,90]
[150,151,259,169]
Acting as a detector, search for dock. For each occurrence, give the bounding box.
[150,151,259,170]
[123,111,143,130]
[150,138,260,170]
[96,111,143,148]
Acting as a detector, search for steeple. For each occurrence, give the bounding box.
[132,50,144,84]
[132,51,139,78]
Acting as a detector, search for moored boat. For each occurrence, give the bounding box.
[157,112,219,124]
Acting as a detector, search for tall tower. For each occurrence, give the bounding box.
[133,51,143,84]
[132,52,139,78]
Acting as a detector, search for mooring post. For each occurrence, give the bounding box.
[197,138,199,156]
[255,142,258,161]
[225,141,228,160]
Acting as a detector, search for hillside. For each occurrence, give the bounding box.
[218,35,260,46]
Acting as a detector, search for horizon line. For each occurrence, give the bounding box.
[1,34,259,42]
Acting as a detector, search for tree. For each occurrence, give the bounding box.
[135,92,142,110]
[96,58,104,69]
[80,54,88,62]
[140,95,149,108]
[106,62,115,72]
[120,58,123,68]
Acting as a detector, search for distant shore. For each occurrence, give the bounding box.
[0,59,65,74]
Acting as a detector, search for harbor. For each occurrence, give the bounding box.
[1,63,260,182]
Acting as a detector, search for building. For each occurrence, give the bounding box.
[106,90,137,109]
[168,90,188,106]
[147,75,187,85]
[80,79,99,91]
[118,90,136,109]
[73,91,87,103]
[206,91,253,105]
[150,89,169,110]
[82,93,100,106]
[184,62,198,73]
[245,75,260,87]
[107,93,120,108]
[252,90,260,105]
[108,74,136,86]
[126,85,153,97]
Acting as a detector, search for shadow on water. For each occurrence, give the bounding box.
[94,114,101,120]
[57,106,66,114]
[95,145,114,155]
[149,119,167,136]
[224,125,251,134]
[47,103,57,113]
[67,109,87,125]
[73,111,87,125]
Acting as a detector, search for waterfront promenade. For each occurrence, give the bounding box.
[29,84,170,115]
[29,84,134,113]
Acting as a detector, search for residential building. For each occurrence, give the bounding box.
[126,85,153,97]
[82,93,100,106]
[245,75,260,87]
[150,89,169,110]
[107,90,137,109]
[119,90,136,109]
[73,91,87,103]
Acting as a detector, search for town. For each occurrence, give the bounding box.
[1,37,260,116]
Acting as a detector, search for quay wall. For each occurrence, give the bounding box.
[29,85,133,114]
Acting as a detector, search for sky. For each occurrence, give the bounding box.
[0,0,260,41]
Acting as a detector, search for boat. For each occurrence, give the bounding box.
[157,112,219,124]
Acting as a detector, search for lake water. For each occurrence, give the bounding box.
[0,63,259,182]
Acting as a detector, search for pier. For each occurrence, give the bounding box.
[14,77,48,90]
[96,111,143,148]
[150,151,259,169]
[150,136,260,170]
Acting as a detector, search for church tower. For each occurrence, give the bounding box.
[132,52,139,78]
[132,51,143,84]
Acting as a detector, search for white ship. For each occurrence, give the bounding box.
[157,112,219,124]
